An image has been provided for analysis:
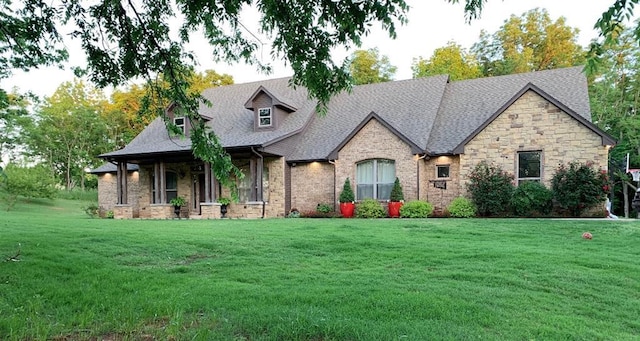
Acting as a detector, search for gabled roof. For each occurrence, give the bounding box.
[285,75,449,161]
[244,85,297,112]
[327,111,424,159]
[101,66,609,163]
[451,82,616,154]
[426,66,593,154]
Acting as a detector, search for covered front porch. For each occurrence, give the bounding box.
[105,149,285,219]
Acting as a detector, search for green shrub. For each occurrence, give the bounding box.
[83,203,100,218]
[551,162,609,216]
[339,178,355,203]
[105,210,115,219]
[447,197,476,218]
[466,161,514,216]
[389,177,404,202]
[316,203,333,213]
[511,181,553,216]
[0,163,57,210]
[399,200,433,218]
[356,199,386,218]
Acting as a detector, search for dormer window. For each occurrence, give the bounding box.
[258,107,272,127]
[174,116,185,134]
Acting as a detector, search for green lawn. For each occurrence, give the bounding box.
[1,199,639,340]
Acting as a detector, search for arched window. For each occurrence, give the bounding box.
[356,159,395,200]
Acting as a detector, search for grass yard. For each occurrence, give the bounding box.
[1,199,639,340]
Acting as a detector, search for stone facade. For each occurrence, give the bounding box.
[459,90,609,189]
[100,91,610,219]
[336,119,418,202]
[97,171,139,217]
[421,155,462,213]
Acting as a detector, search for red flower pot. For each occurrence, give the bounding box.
[388,201,403,218]
[340,202,355,218]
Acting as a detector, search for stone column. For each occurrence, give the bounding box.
[204,162,212,203]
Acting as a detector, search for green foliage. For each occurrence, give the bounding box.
[412,41,481,80]
[0,89,32,160]
[0,163,57,210]
[471,8,584,77]
[355,198,386,218]
[511,181,553,217]
[348,48,397,85]
[316,203,333,214]
[105,210,114,219]
[57,189,98,201]
[467,162,514,217]
[287,208,300,218]
[217,197,232,206]
[339,178,355,203]
[447,197,477,218]
[170,196,186,207]
[82,203,99,218]
[399,200,433,218]
[389,177,404,202]
[551,162,609,217]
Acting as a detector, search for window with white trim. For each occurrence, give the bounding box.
[517,151,541,184]
[356,159,395,200]
[174,116,185,134]
[436,165,450,178]
[258,107,272,127]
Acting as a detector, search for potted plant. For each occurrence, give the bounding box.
[339,178,356,218]
[388,177,404,218]
[217,197,231,218]
[170,196,186,218]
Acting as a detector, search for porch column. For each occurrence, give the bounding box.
[204,162,212,203]
[159,161,167,204]
[116,161,128,204]
[153,163,161,204]
[256,157,263,201]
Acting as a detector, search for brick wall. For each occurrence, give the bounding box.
[97,171,140,217]
[290,161,335,213]
[460,90,608,191]
[421,155,462,213]
[336,119,417,202]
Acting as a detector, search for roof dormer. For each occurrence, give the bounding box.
[245,86,297,131]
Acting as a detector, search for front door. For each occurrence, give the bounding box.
[192,174,206,214]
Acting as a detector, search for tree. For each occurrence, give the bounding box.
[25,80,111,190]
[412,41,481,80]
[104,70,234,149]
[0,88,31,161]
[348,48,397,85]
[0,163,57,210]
[1,0,410,189]
[471,8,584,76]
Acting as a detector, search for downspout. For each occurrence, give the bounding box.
[251,147,265,219]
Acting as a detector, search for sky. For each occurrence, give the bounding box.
[0,0,625,98]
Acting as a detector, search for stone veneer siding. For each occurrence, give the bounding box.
[97,171,140,217]
[421,155,462,213]
[336,119,417,202]
[290,161,335,213]
[459,90,609,190]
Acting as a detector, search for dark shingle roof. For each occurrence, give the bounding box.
[286,75,449,161]
[427,66,590,154]
[101,66,598,162]
[90,162,139,174]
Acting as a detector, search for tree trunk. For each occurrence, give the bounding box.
[624,182,629,218]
